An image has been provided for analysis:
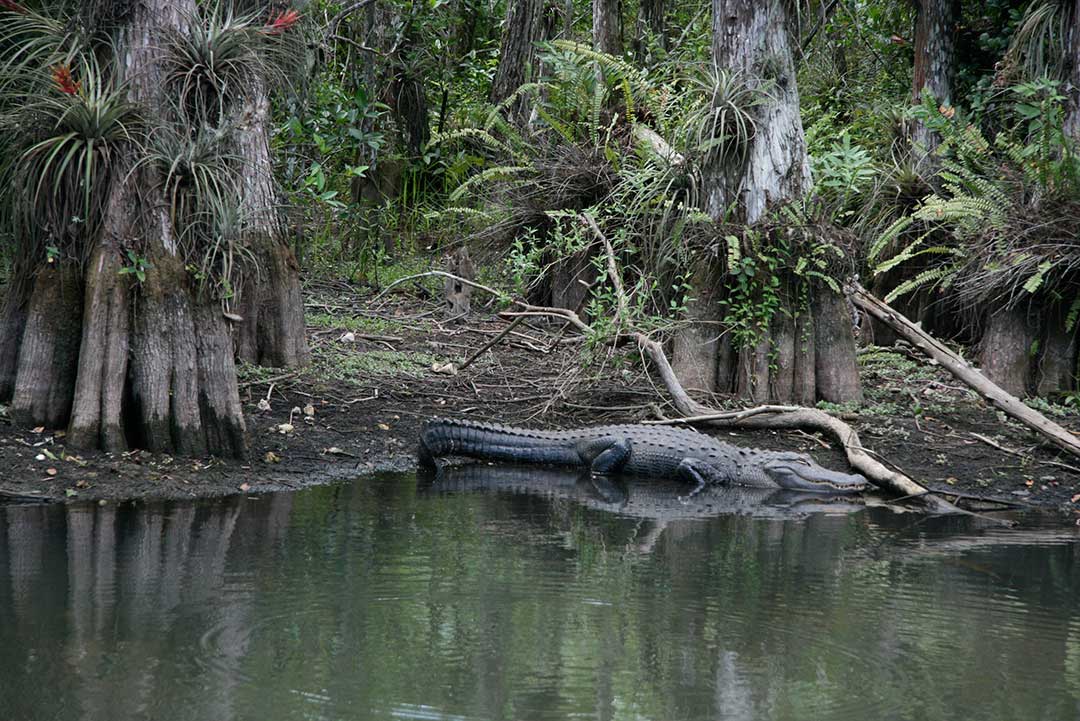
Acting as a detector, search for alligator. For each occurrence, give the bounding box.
[418,419,869,494]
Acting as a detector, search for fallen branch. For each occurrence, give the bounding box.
[458,317,525,371]
[371,271,504,304]
[848,282,1080,462]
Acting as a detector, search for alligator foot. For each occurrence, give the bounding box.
[676,457,730,501]
[588,438,633,474]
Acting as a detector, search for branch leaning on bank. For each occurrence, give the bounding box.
[848,282,1080,462]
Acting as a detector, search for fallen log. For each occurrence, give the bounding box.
[847,282,1080,462]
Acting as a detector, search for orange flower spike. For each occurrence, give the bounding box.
[51,64,81,95]
[263,9,300,35]
[0,0,27,13]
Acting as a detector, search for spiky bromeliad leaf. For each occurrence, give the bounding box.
[1004,0,1070,83]
[2,53,140,261]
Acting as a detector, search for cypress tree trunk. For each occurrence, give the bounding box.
[1066,0,1080,140]
[234,77,310,369]
[634,0,665,63]
[979,305,1037,398]
[593,0,623,56]
[10,264,83,429]
[7,0,266,458]
[911,0,956,168]
[671,263,724,393]
[0,277,29,402]
[672,1,859,405]
[1035,305,1077,396]
[813,287,863,403]
[490,0,545,118]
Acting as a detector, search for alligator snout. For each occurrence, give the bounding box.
[763,458,869,494]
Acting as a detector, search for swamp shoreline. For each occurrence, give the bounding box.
[2,282,1080,518]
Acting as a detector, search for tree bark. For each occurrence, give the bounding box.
[67,242,130,451]
[1066,0,1080,140]
[813,288,863,403]
[792,302,816,406]
[0,279,29,402]
[4,0,261,457]
[490,0,545,118]
[671,262,723,393]
[708,0,810,224]
[10,264,83,429]
[682,1,856,405]
[634,0,665,63]
[978,305,1037,398]
[769,304,795,402]
[593,0,623,56]
[1035,306,1077,396]
[234,77,310,369]
[911,0,956,169]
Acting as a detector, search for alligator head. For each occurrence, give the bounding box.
[760,453,869,494]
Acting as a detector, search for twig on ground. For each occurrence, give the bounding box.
[458,317,526,371]
[238,372,299,390]
[970,432,1080,476]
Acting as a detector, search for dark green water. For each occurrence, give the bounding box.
[1,467,1079,721]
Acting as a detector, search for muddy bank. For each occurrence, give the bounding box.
[2,282,1079,517]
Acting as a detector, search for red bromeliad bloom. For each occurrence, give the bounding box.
[0,0,27,13]
[263,9,300,35]
[51,64,81,95]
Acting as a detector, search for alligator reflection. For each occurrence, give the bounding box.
[422,463,865,552]
[0,477,1077,721]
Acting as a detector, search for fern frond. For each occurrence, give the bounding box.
[884,266,956,304]
[448,165,529,202]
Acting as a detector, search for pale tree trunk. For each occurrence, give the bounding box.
[593,0,623,56]
[707,0,809,224]
[671,262,725,393]
[234,77,310,369]
[673,1,860,405]
[911,0,956,169]
[1065,1,1080,140]
[490,0,546,120]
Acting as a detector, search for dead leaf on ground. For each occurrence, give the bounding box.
[264,451,281,464]
[1071,493,1080,504]
[45,468,58,476]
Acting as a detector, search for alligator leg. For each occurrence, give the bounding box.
[583,438,633,474]
[676,457,728,500]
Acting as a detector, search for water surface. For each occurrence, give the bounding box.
[1,466,1078,721]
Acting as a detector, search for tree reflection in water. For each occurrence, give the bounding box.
[0,471,1077,721]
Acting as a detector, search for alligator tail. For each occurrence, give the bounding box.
[419,418,581,466]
